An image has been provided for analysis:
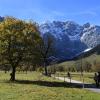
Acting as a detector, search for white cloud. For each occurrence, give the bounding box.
[74,11,97,16]
[49,10,98,18]
[52,11,65,16]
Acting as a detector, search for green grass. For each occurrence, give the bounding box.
[72,72,95,83]
[55,72,95,83]
[0,71,100,100]
[54,54,100,72]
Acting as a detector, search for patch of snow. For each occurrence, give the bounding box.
[83,48,92,53]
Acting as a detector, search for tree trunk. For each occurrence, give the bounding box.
[44,62,48,76]
[10,66,16,81]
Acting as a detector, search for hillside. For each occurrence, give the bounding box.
[54,53,100,72]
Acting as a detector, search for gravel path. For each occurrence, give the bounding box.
[52,76,100,93]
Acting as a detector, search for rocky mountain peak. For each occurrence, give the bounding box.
[40,21,100,60]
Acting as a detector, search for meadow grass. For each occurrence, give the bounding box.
[55,72,95,83]
[0,71,100,100]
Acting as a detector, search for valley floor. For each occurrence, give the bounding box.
[0,71,100,100]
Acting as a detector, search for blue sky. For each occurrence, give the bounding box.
[0,0,100,25]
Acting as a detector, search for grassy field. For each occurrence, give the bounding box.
[0,71,100,100]
[55,72,95,83]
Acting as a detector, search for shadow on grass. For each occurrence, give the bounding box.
[2,80,83,88]
[3,79,99,89]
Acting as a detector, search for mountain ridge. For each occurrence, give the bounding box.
[39,21,100,61]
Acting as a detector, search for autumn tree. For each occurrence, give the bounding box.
[0,17,40,81]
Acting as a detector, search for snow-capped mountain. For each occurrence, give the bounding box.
[39,21,100,61]
[40,21,83,40]
[81,25,100,48]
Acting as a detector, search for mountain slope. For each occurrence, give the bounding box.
[81,25,100,48]
[39,21,100,61]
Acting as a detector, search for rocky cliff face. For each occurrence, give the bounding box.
[81,25,100,48]
[39,21,100,60]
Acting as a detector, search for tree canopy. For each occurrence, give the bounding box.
[0,17,41,81]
